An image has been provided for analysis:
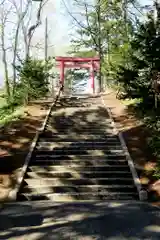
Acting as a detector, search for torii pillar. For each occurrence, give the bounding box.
[60,61,65,85]
[90,61,95,94]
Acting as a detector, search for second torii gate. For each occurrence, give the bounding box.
[55,56,100,94]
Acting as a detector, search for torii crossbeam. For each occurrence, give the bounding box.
[55,56,100,94]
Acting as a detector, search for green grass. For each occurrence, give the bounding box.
[121,98,142,106]
[0,88,6,107]
[0,106,24,126]
[0,91,24,127]
[0,97,6,107]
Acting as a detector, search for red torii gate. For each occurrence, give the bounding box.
[55,56,100,94]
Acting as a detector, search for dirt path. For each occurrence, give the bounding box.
[0,99,53,202]
[102,89,160,203]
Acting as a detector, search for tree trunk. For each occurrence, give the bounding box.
[97,0,102,92]
[12,22,21,96]
[1,25,10,100]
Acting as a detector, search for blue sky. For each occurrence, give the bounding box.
[0,0,154,87]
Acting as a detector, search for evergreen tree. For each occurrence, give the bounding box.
[117,2,160,101]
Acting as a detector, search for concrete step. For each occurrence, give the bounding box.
[45,125,114,131]
[31,155,128,165]
[18,192,138,201]
[43,130,114,136]
[37,142,122,148]
[47,120,113,125]
[16,99,139,203]
[32,154,126,161]
[30,160,128,167]
[39,133,119,141]
[30,158,128,168]
[20,185,137,194]
[26,171,132,179]
[35,145,123,151]
[28,165,130,172]
[33,149,124,156]
[45,129,114,135]
[24,177,134,187]
[38,138,120,143]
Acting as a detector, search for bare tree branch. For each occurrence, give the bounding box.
[0,5,13,98]
[10,0,31,94]
[26,0,48,57]
[0,0,6,6]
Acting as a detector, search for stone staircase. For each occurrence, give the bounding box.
[17,97,139,201]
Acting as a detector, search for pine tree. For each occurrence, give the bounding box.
[117,2,160,101]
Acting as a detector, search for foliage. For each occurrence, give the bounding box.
[13,57,52,105]
[0,57,53,126]
[116,3,160,177]
[69,0,136,90]
[116,5,160,99]
[0,0,47,104]
[68,0,160,177]
[0,104,23,125]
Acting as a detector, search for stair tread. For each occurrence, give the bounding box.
[47,120,113,124]
[28,166,130,172]
[18,192,138,201]
[16,100,139,202]
[36,145,122,151]
[25,177,133,181]
[20,185,137,194]
[33,154,126,159]
[37,142,122,147]
[22,184,136,190]
[39,139,120,143]
[38,140,120,143]
[39,135,119,141]
[43,131,115,136]
[30,162,128,167]
[46,126,114,130]
[24,178,134,187]
[26,171,132,179]
[29,165,129,171]
[20,192,138,196]
[33,151,124,157]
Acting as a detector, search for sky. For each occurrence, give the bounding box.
[0,0,154,87]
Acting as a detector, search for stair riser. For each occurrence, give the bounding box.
[38,139,120,143]
[17,96,138,202]
[47,120,113,124]
[33,150,124,156]
[18,193,138,201]
[28,166,130,172]
[46,122,113,126]
[43,131,115,136]
[36,145,123,151]
[26,171,132,179]
[21,185,137,194]
[45,126,114,132]
[32,154,127,160]
[37,142,122,147]
[45,127,114,131]
[39,135,119,141]
[24,178,134,187]
[30,160,128,166]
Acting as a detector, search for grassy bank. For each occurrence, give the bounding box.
[0,91,24,127]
